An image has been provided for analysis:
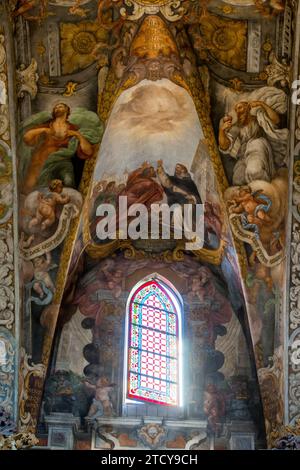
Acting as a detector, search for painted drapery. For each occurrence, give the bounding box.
[0,0,299,449]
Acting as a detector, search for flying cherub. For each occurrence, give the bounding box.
[29,179,70,231]
[227,186,273,240]
[204,384,226,436]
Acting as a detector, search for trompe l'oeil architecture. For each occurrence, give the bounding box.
[0,0,300,451]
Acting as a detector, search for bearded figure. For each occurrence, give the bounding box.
[218,87,289,186]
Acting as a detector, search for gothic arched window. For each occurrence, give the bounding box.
[124,275,182,407]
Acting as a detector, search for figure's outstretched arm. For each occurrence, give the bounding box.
[157,161,171,188]
[84,381,96,391]
[219,116,233,151]
[23,127,50,146]
[250,101,280,125]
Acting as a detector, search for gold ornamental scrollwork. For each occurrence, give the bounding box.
[115,0,186,22]
[269,419,300,448]
[19,348,46,432]
[0,432,39,450]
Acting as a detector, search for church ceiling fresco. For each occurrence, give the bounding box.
[0,0,300,451]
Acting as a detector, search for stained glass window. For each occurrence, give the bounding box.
[125,276,182,406]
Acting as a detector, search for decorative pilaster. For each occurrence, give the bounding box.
[285,0,300,428]
[247,22,261,73]
[0,0,20,425]
[45,413,80,450]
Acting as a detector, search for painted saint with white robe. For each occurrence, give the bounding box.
[219,86,289,186]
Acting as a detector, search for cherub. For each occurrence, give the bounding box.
[29,179,70,231]
[187,268,232,345]
[102,263,123,298]
[203,384,226,436]
[228,186,272,240]
[85,376,116,418]
[32,251,56,298]
[187,270,211,304]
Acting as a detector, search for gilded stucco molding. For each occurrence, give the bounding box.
[116,0,186,22]
[0,4,30,435]
[0,226,14,330]
[288,158,300,425]
[263,52,292,88]
[0,16,16,425]
[18,348,46,432]
[0,432,38,450]
[0,328,16,416]
[16,58,39,100]
[270,418,300,448]
[0,33,10,143]
[285,0,300,428]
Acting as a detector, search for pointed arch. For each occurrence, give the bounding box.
[124,274,183,407]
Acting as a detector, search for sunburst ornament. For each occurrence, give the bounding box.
[114,0,186,22]
[199,13,247,71]
[60,22,108,74]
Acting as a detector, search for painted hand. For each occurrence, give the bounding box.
[220,116,233,131]
[67,130,81,138]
